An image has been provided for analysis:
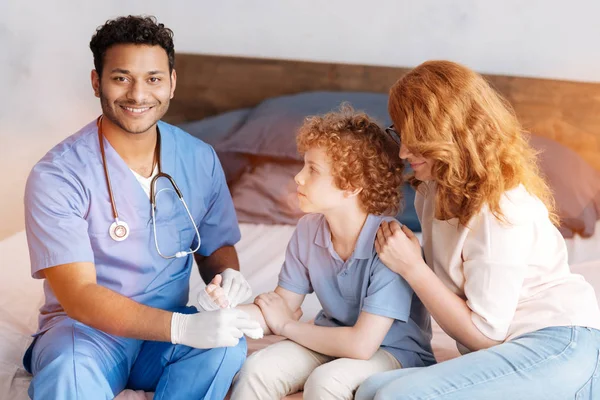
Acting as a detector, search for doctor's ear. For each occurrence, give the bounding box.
[91,70,100,98]
[169,69,177,99]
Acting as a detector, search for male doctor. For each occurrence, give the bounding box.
[23,15,258,399]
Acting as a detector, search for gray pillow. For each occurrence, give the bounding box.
[177,109,251,183]
[215,91,391,161]
[177,108,250,146]
[232,162,303,225]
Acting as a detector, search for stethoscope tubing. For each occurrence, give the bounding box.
[97,115,200,257]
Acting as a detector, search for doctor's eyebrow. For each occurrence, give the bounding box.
[109,68,167,75]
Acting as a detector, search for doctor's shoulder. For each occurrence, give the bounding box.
[165,122,216,157]
[25,124,95,209]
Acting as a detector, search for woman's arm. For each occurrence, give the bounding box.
[376,221,501,352]
[256,292,394,360]
[403,263,500,351]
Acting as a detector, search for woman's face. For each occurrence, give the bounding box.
[399,143,434,181]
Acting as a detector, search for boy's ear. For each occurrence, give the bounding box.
[344,187,363,198]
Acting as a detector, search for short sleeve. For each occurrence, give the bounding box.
[463,207,531,341]
[197,147,241,256]
[278,225,313,295]
[362,256,414,321]
[24,162,95,279]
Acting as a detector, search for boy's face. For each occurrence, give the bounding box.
[91,44,176,135]
[294,147,347,214]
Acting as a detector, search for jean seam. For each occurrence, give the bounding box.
[423,326,577,400]
[575,349,600,398]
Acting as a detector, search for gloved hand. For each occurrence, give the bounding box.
[220,268,252,308]
[197,275,230,311]
[170,308,260,349]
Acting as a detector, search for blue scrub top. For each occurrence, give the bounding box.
[278,213,435,368]
[24,119,241,335]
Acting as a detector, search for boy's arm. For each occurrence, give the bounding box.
[256,292,394,359]
[283,311,393,360]
[234,286,306,335]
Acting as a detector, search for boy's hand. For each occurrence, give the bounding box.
[254,291,297,335]
[197,275,230,311]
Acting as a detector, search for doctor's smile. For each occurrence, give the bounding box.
[120,105,153,115]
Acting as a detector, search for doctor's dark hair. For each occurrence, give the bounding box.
[297,105,405,215]
[90,15,175,78]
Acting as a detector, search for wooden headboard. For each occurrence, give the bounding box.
[165,54,600,170]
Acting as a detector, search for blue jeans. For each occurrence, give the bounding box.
[356,326,600,400]
[24,307,247,400]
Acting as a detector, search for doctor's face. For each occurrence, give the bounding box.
[294,147,347,214]
[92,44,176,135]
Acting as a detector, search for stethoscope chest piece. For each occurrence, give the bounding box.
[109,220,130,242]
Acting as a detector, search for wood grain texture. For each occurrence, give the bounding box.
[165,54,600,170]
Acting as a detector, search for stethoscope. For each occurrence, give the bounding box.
[97,116,201,258]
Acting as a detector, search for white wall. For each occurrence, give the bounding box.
[1,0,599,239]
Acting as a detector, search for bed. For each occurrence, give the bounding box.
[1,54,599,399]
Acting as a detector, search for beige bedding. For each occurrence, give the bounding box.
[2,222,599,399]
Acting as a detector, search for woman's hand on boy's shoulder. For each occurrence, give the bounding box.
[375,220,426,278]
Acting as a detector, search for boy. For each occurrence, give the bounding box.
[207,107,435,399]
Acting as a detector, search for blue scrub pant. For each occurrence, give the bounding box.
[24,307,247,400]
[356,326,600,400]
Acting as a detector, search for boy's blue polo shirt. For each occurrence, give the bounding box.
[278,213,435,367]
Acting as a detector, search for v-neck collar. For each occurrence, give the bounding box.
[95,120,178,224]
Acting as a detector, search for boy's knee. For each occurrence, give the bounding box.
[232,349,271,385]
[231,348,289,400]
[303,364,354,400]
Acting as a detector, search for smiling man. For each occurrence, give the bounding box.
[22,16,258,399]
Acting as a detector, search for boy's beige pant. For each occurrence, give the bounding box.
[230,339,401,400]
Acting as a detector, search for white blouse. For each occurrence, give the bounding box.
[416,182,600,341]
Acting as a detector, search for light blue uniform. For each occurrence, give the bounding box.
[278,213,435,368]
[23,120,245,399]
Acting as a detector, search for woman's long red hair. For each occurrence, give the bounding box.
[389,60,557,226]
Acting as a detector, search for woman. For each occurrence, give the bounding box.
[356,60,600,399]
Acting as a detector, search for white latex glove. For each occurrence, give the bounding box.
[171,308,260,349]
[220,268,252,308]
[197,275,229,312]
[241,326,264,340]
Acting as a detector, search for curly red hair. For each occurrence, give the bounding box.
[296,105,404,215]
[388,60,558,226]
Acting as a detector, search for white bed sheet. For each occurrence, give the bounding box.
[1,222,600,399]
